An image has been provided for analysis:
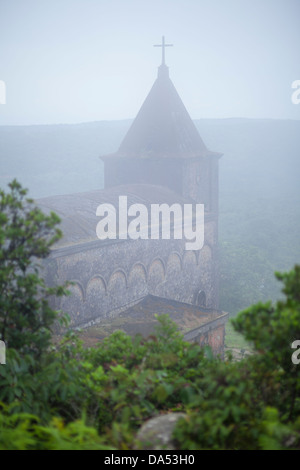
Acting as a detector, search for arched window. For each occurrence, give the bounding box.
[196,290,206,308]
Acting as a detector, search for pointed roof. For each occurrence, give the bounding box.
[102,61,220,160]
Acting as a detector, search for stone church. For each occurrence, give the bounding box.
[39,39,228,356]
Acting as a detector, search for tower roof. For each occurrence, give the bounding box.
[102,53,220,160]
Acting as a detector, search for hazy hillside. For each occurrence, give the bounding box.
[0,120,130,198]
[0,118,299,199]
[196,119,300,314]
[1,118,299,315]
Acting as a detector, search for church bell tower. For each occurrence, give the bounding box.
[101,36,222,216]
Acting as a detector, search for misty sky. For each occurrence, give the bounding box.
[0,0,299,125]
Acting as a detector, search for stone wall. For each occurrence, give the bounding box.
[198,325,225,358]
[46,216,219,328]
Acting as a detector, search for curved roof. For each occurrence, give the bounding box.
[102,64,219,160]
[37,183,191,249]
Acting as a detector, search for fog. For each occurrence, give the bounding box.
[0,0,299,317]
[0,0,300,125]
[2,1,300,451]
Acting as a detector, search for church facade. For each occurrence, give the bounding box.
[40,43,228,356]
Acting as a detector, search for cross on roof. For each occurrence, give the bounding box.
[154,36,173,65]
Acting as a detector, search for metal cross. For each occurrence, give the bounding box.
[154,36,173,65]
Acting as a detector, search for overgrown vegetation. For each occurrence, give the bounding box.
[1,181,300,450]
[0,179,69,359]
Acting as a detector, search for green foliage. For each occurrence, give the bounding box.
[173,265,300,449]
[258,407,300,450]
[0,403,111,450]
[232,265,300,421]
[0,314,210,449]
[57,317,208,446]
[173,360,262,450]
[1,181,300,449]
[0,179,69,359]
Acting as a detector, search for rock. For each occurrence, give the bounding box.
[135,413,187,450]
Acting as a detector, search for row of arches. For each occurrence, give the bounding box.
[60,245,213,325]
[67,246,212,300]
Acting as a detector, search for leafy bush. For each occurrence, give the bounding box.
[0,403,111,450]
[173,265,300,449]
[1,181,300,449]
[0,179,68,359]
[232,266,300,421]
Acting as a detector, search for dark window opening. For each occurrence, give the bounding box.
[196,290,206,308]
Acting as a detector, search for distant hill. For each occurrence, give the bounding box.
[196,118,300,201]
[0,120,130,198]
[0,118,299,200]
